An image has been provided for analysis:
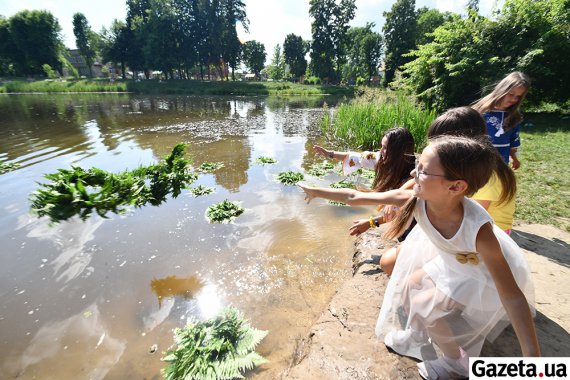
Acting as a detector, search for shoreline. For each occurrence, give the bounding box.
[281,223,570,379]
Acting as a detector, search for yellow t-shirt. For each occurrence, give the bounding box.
[472,173,515,231]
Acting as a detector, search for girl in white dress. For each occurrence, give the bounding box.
[300,135,539,379]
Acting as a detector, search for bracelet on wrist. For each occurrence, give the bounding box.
[328,151,334,158]
[369,216,376,228]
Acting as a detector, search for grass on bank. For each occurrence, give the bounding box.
[0,78,354,96]
[516,114,570,231]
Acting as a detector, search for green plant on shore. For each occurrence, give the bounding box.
[191,185,215,197]
[322,89,436,151]
[199,162,224,173]
[30,144,197,223]
[161,307,268,380]
[206,199,245,223]
[253,156,278,165]
[0,162,20,174]
[276,171,304,185]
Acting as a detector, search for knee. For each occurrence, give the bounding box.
[380,247,398,276]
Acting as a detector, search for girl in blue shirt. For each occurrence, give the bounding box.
[472,72,531,170]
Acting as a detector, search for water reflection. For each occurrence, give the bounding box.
[5,304,126,380]
[150,275,204,308]
[0,93,357,380]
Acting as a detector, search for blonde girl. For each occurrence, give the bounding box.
[472,71,531,170]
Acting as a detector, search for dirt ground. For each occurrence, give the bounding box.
[281,223,570,379]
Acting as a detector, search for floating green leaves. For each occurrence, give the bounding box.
[0,162,20,174]
[307,161,336,177]
[30,144,198,223]
[199,162,224,173]
[253,156,278,165]
[161,307,268,380]
[276,171,304,185]
[206,199,244,223]
[191,185,215,197]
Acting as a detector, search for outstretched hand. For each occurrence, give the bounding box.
[349,219,370,236]
[298,184,316,204]
[313,145,329,158]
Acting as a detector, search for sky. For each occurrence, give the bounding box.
[0,0,502,62]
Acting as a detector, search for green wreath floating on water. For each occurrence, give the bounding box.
[30,144,198,223]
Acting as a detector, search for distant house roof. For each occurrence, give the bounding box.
[245,73,256,78]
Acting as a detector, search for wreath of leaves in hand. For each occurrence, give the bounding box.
[30,144,198,223]
[161,307,268,380]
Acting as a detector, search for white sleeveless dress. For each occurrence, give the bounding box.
[375,197,535,359]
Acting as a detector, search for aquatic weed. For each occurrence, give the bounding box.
[253,156,278,165]
[206,199,245,223]
[276,171,304,185]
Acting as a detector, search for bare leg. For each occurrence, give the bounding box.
[380,245,401,276]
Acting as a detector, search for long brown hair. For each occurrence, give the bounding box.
[383,135,515,240]
[472,71,531,131]
[372,127,415,192]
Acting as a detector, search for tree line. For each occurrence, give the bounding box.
[0,0,567,109]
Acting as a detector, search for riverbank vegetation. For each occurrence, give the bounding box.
[0,78,355,96]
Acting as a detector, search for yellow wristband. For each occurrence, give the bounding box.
[369,216,376,228]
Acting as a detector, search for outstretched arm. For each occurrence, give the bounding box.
[476,223,540,356]
[313,145,348,161]
[298,184,413,207]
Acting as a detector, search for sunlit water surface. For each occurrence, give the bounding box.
[0,93,374,379]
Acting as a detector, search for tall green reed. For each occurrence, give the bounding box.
[321,89,436,151]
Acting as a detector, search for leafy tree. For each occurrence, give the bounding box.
[382,0,417,87]
[242,40,266,77]
[343,23,383,84]
[126,0,151,78]
[7,10,64,76]
[100,20,129,79]
[415,7,454,46]
[143,0,179,79]
[308,0,356,82]
[283,33,308,79]
[73,13,97,77]
[267,44,285,80]
[402,0,570,110]
[220,0,249,80]
[0,16,16,75]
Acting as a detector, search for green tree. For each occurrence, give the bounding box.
[7,10,64,76]
[267,44,285,80]
[415,7,454,46]
[0,16,16,75]
[308,0,356,82]
[382,0,417,87]
[242,40,266,77]
[73,13,98,77]
[344,23,383,84]
[221,0,249,80]
[283,34,308,79]
[143,0,179,79]
[401,0,570,110]
[100,20,129,79]
[126,0,151,78]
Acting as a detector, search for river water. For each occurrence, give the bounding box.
[0,93,376,379]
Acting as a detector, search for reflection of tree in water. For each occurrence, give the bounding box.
[198,137,252,192]
[150,275,204,308]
